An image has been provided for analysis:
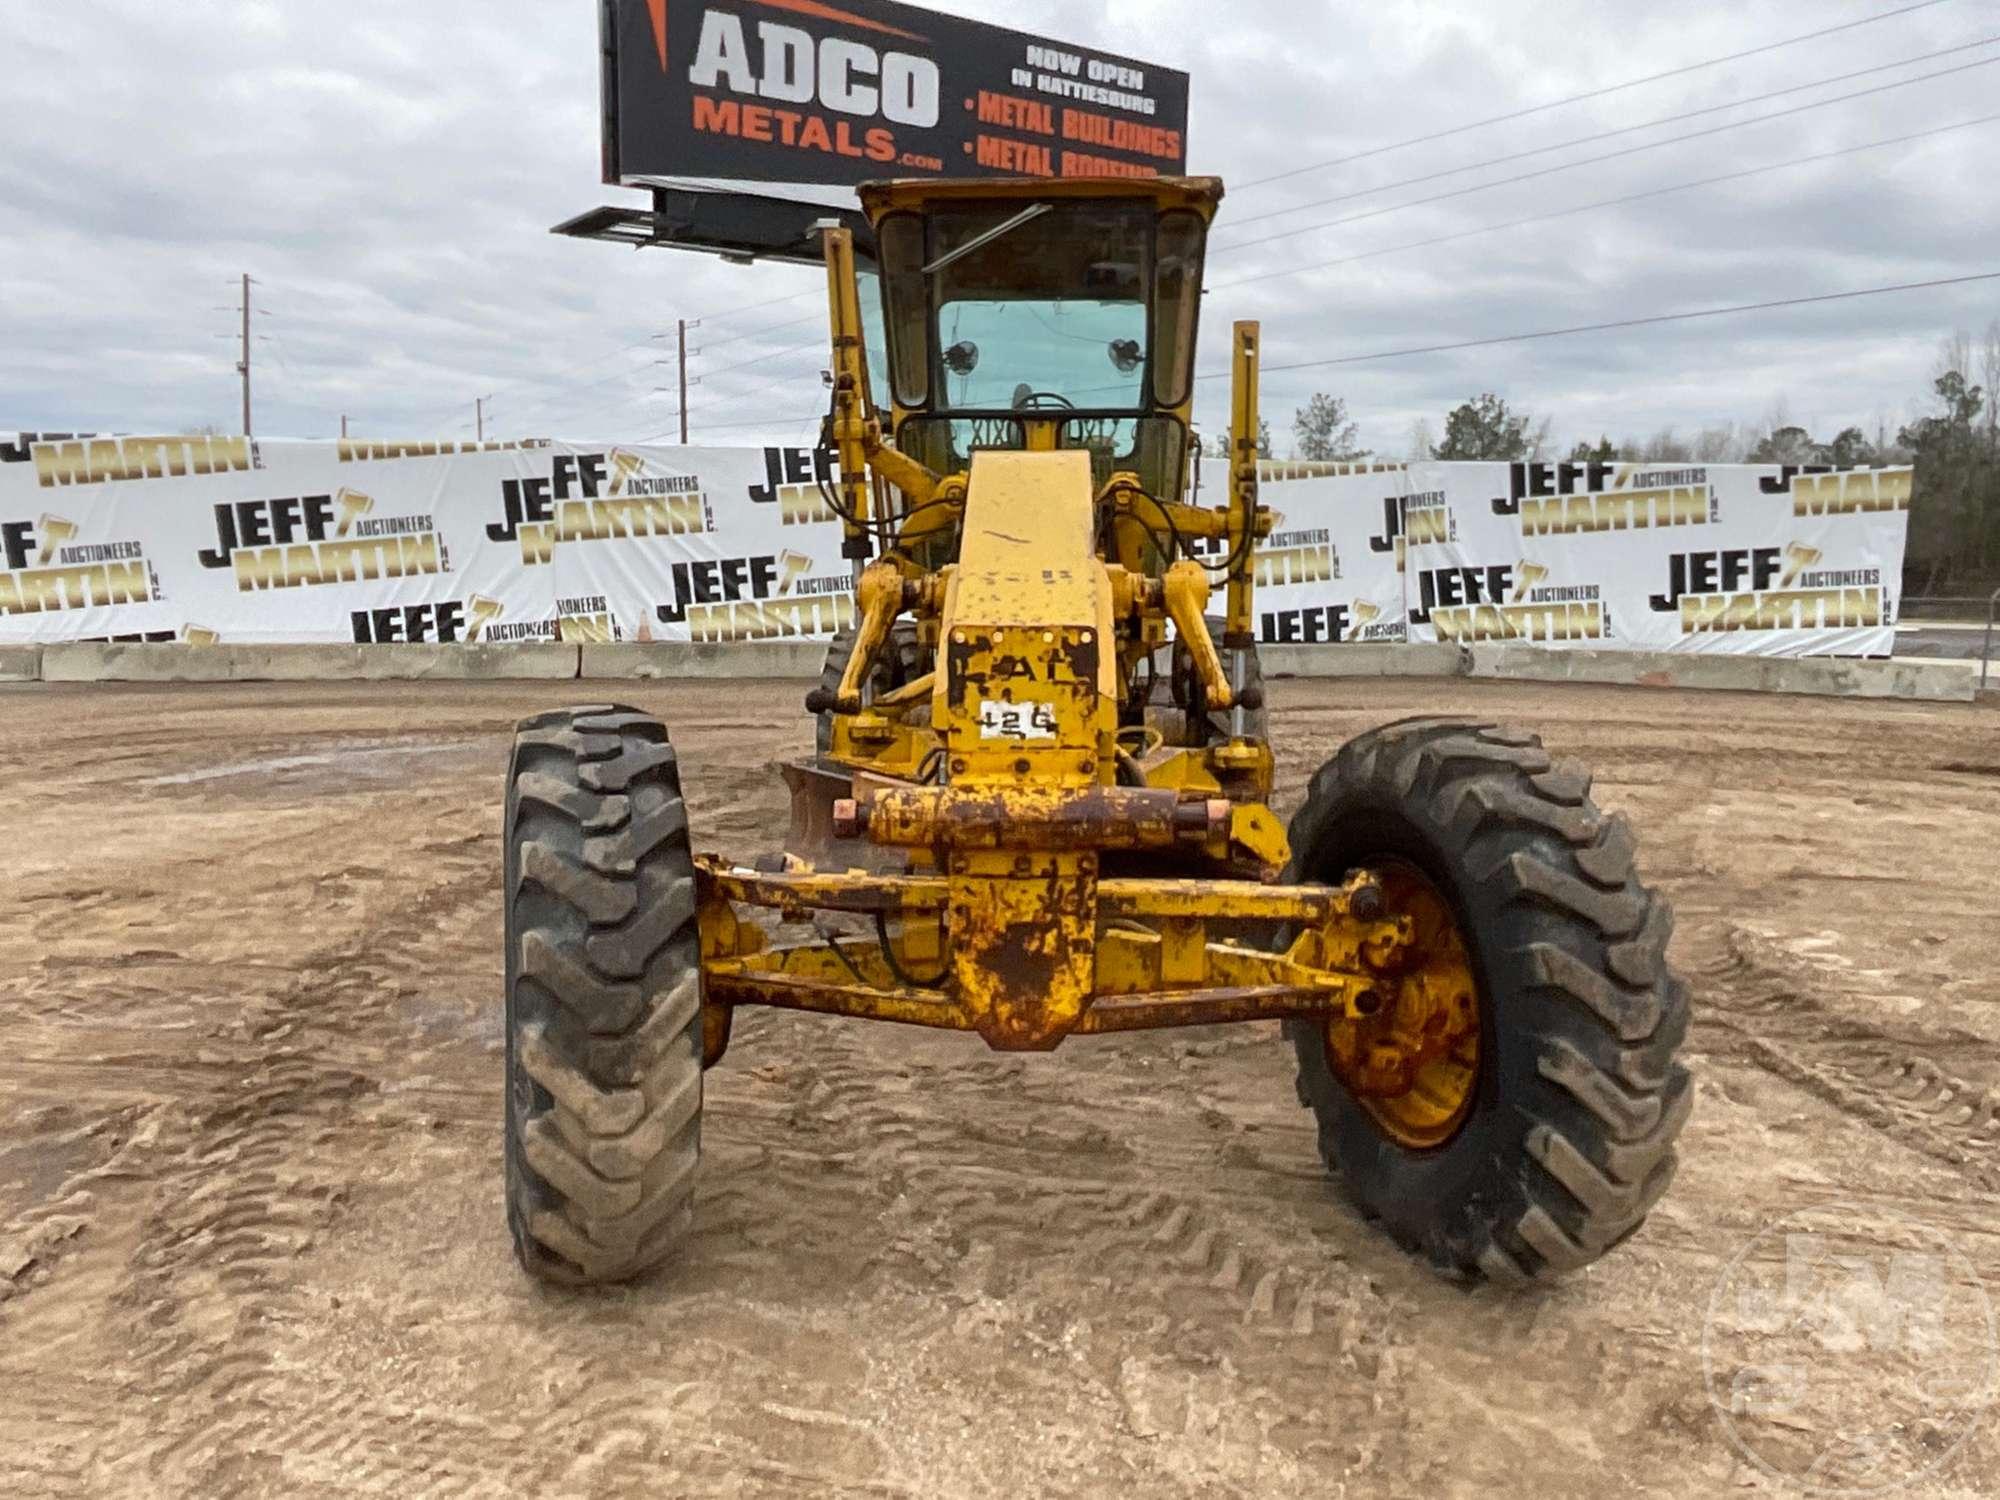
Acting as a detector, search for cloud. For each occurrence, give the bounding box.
[1,0,1994,457]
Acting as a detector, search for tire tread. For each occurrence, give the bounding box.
[1285,718,1691,1283]
[504,704,704,1286]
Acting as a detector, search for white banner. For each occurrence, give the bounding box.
[0,434,1910,659]
[0,434,861,647]
[1246,461,1410,646]
[1400,459,1913,658]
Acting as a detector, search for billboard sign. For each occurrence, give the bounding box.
[602,0,1191,186]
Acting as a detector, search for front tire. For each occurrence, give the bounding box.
[1284,718,1692,1282]
[503,706,704,1285]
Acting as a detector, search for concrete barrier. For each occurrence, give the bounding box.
[40,643,581,684]
[580,641,830,680]
[1463,645,1977,703]
[11,639,1988,705]
[1261,642,1465,679]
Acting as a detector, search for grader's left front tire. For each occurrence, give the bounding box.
[503,706,703,1286]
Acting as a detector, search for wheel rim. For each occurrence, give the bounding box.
[1323,861,1482,1151]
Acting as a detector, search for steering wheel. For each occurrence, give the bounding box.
[1011,388,1077,412]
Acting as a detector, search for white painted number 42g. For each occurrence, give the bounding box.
[978,701,1057,741]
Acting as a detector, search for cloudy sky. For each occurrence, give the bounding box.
[4,0,1996,458]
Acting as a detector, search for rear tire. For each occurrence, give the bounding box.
[814,623,928,763]
[1284,718,1691,1282]
[1148,616,1267,747]
[503,706,703,1286]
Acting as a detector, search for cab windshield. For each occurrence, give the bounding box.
[878,199,1168,415]
[936,297,1146,411]
[931,201,1148,412]
[870,192,1209,499]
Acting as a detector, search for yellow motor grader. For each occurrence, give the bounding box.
[502,176,1691,1286]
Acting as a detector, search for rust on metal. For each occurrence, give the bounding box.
[1319,862,1482,1147]
[701,1003,734,1070]
[684,188,1461,1077]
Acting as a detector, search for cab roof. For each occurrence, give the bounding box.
[858,176,1225,226]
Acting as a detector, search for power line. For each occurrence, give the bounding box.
[491,349,678,424]
[1233,0,1960,193]
[378,294,812,424]
[1215,52,2000,256]
[695,287,820,326]
[501,340,822,436]
[633,411,820,442]
[362,296,819,429]
[1194,270,2000,383]
[1214,110,2000,292]
[390,336,661,423]
[572,358,830,443]
[699,309,825,354]
[680,366,827,423]
[697,337,826,382]
[1224,33,2000,233]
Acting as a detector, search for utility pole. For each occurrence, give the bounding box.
[238,273,254,438]
[340,414,349,439]
[651,322,700,442]
[476,396,487,442]
[677,319,690,444]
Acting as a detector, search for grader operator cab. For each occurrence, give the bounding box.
[502,176,1692,1288]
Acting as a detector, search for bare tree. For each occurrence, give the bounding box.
[1693,423,1746,463]
[1526,415,1556,462]
[1939,329,1974,386]
[1636,427,1694,464]
[1870,409,1908,464]
[1203,422,1273,460]
[1979,319,2000,446]
[1408,418,1437,462]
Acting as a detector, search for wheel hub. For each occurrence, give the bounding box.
[1324,862,1481,1150]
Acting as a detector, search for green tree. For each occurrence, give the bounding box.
[1748,425,1826,466]
[1435,393,1532,461]
[1568,436,1618,463]
[1293,393,1366,462]
[1898,370,1991,590]
[1824,427,1877,468]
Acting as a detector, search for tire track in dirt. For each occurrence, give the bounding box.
[0,1106,166,1314]
[114,878,906,1497]
[708,1002,1416,1469]
[1697,926,2000,1187]
[709,1086,1410,1483]
[9,679,1990,1498]
[84,851,498,1496]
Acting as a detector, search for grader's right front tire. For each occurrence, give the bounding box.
[503,706,703,1286]
[1284,718,1692,1283]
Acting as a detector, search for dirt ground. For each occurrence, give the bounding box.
[1,675,1997,1498]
